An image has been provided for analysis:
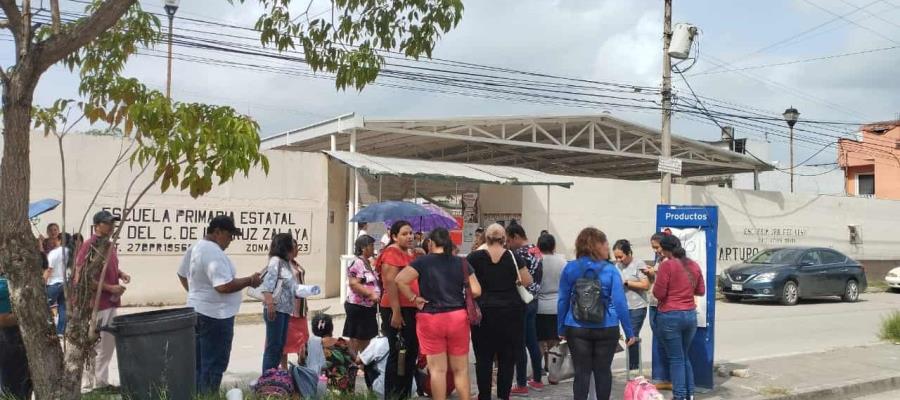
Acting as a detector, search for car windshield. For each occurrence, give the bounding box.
[748,249,804,264]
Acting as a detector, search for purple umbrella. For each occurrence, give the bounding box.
[386,203,459,232]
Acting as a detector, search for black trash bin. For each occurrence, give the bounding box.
[106,308,197,400]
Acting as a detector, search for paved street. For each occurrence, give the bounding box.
[855,389,900,399]
[109,292,900,395]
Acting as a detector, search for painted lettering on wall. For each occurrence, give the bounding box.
[100,206,313,256]
[743,226,807,245]
[718,247,761,262]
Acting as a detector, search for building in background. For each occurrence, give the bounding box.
[839,120,900,200]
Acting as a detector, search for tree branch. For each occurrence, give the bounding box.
[49,0,61,34]
[35,0,137,71]
[78,136,134,233]
[0,0,23,37]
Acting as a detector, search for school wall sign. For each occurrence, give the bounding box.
[100,206,313,255]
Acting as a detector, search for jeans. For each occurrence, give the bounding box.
[649,306,670,382]
[628,307,647,370]
[658,310,698,400]
[262,311,290,372]
[472,305,523,400]
[516,299,542,386]
[0,327,32,400]
[46,283,66,335]
[380,307,418,400]
[565,326,618,400]
[196,314,235,394]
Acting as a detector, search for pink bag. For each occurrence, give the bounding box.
[623,338,664,400]
[624,376,664,400]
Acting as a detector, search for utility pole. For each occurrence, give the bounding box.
[660,0,673,204]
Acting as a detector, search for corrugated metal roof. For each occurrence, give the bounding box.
[325,151,574,188]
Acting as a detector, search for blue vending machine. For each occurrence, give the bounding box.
[653,205,718,390]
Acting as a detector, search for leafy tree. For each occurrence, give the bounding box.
[0,0,463,398]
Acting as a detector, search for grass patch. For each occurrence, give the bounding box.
[880,310,900,343]
[867,280,889,293]
[759,386,792,397]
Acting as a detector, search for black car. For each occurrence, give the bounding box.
[718,247,867,305]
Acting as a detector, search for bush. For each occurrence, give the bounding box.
[880,311,900,343]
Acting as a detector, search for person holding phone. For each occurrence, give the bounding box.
[613,239,650,372]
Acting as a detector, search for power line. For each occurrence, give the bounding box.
[802,0,900,45]
[16,5,900,157]
[688,44,900,76]
[696,0,886,75]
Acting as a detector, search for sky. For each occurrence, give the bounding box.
[3,0,900,169]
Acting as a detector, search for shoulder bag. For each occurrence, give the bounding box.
[461,257,482,325]
[509,250,535,304]
[247,258,285,301]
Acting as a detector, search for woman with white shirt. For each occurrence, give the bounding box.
[613,239,650,372]
[535,233,566,384]
[261,233,300,372]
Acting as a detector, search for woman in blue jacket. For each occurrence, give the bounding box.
[558,227,637,400]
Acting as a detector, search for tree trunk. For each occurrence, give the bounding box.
[0,70,77,399]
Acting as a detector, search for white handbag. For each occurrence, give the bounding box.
[547,341,575,383]
[246,259,286,301]
[509,250,535,304]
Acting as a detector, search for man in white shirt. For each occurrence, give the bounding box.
[177,215,261,394]
[44,234,70,336]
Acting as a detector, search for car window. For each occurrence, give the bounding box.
[800,251,822,266]
[749,248,805,264]
[820,250,847,264]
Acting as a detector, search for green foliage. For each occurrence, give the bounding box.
[36,1,269,199]
[880,310,900,343]
[239,0,465,90]
[62,1,162,85]
[32,98,76,136]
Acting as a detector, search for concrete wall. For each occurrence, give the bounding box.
[521,176,900,280]
[24,133,335,305]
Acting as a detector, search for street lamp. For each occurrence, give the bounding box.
[783,106,800,193]
[164,0,180,100]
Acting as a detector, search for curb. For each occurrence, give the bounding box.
[748,375,900,400]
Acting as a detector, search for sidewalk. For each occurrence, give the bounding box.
[523,343,900,400]
[117,300,900,399]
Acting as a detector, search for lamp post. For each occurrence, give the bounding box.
[164,0,180,100]
[783,106,800,193]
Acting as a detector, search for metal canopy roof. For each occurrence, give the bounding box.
[263,113,773,180]
[325,151,574,187]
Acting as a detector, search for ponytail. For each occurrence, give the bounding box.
[672,246,687,260]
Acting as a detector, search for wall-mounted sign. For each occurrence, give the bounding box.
[100,206,312,256]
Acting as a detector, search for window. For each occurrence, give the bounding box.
[732,138,747,154]
[800,251,822,266]
[820,250,847,264]
[749,248,805,264]
[857,174,875,196]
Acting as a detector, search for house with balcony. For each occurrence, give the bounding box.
[838,120,900,200]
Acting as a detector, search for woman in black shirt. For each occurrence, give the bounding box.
[465,224,532,400]
[397,228,481,400]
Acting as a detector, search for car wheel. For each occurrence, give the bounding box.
[842,280,860,302]
[724,295,742,303]
[780,281,799,306]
